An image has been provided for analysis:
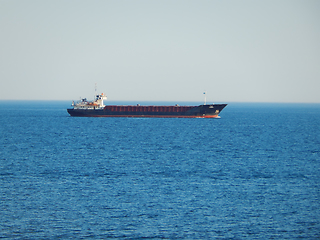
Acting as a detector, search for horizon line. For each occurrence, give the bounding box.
[0,99,320,104]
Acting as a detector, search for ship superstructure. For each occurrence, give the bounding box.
[72,93,107,110]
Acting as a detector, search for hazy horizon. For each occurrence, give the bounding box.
[1,0,319,103]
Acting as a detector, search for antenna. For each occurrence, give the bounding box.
[94,83,97,100]
[203,91,207,105]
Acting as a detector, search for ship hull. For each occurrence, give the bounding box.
[67,104,227,118]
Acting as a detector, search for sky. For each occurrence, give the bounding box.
[0,0,319,103]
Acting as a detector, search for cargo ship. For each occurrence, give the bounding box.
[67,93,227,118]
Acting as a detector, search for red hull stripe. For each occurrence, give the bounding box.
[78,115,219,118]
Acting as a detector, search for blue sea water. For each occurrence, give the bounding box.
[0,101,319,239]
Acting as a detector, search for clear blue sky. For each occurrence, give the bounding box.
[1,0,319,103]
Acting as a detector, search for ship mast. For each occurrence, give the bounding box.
[203,91,207,105]
[95,83,97,100]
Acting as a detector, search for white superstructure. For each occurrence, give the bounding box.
[72,93,107,110]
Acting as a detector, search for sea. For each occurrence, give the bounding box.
[0,101,319,239]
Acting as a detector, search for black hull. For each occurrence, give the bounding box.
[67,104,227,118]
